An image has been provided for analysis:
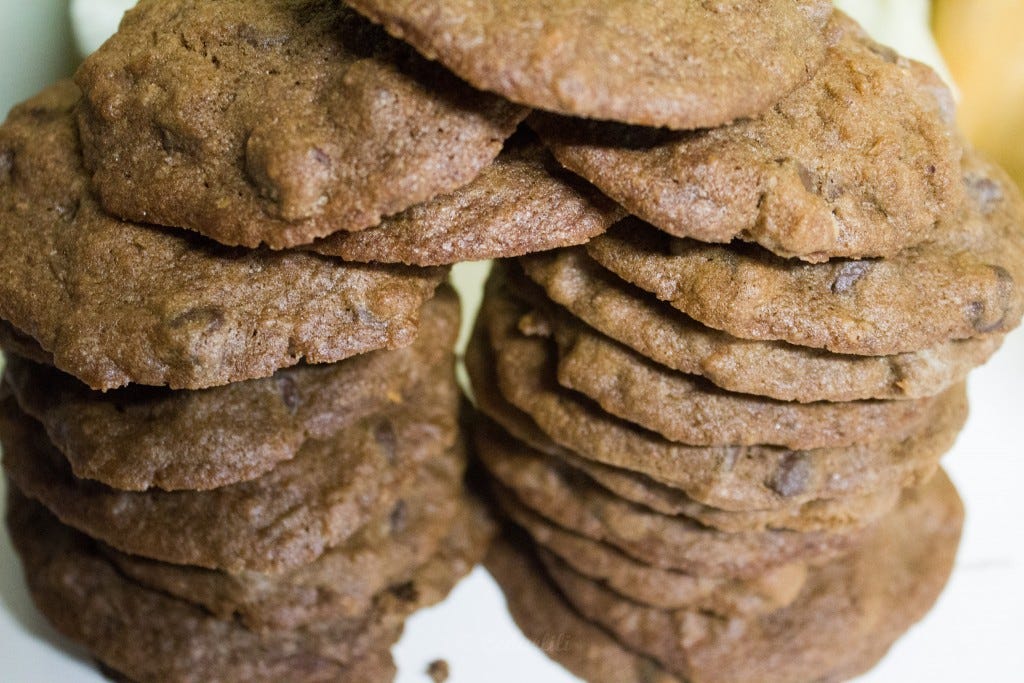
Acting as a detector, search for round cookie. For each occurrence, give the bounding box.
[495,479,808,617]
[519,248,1003,402]
[534,12,963,262]
[470,340,911,535]
[550,307,938,449]
[311,136,624,265]
[344,0,833,130]
[1,377,459,574]
[486,536,681,683]
[74,0,526,249]
[586,154,1024,357]
[472,283,967,511]
[2,289,459,492]
[0,82,446,391]
[476,424,862,579]
[104,441,467,632]
[7,486,493,683]
[543,471,963,683]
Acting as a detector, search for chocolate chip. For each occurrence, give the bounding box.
[276,375,301,413]
[373,419,398,464]
[769,452,812,498]
[831,261,871,294]
[389,500,408,533]
[389,581,419,603]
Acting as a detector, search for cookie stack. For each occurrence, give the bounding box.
[0,0,626,678]
[458,8,1024,683]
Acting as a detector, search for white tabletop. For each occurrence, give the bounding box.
[1,2,1021,681]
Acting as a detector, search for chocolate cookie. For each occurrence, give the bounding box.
[2,376,459,574]
[471,351,907,535]
[550,307,938,449]
[486,536,680,683]
[477,426,862,579]
[104,439,467,632]
[586,154,1024,356]
[0,82,446,391]
[534,12,962,262]
[344,0,833,129]
[311,136,624,265]
[2,289,458,492]
[8,485,493,683]
[473,284,966,511]
[520,249,1003,402]
[497,481,807,617]
[543,472,963,683]
[74,0,526,249]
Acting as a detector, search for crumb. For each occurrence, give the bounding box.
[427,659,450,683]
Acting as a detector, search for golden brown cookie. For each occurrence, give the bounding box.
[104,441,468,632]
[0,82,446,391]
[471,281,966,512]
[75,0,526,248]
[1,376,459,574]
[586,153,1024,356]
[534,12,963,261]
[496,480,807,617]
[550,306,939,449]
[2,289,459,492]
[311,136,624,265]
[488,470,962,683]
[544,472,963,683]
[345,0,833,129]
[7,485,494,683]
[519,249,1003,402]
[476,424,863,579]
[487,535,679,683]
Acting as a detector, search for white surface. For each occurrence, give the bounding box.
[1,1,1022,682]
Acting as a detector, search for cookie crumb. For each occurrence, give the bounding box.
[427,659,450,682]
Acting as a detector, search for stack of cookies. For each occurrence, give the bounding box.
[2,0,1023,681]
[0,0,618,680]
[458,6,1024,683]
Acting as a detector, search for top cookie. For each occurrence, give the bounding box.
[534,12,963,262]
[345,0,833,129]
[75,0,526,248]
[0,82,445,391]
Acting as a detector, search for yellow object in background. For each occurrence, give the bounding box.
[934,0,1024,190]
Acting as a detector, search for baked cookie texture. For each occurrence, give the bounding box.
[3,288,459,492]
[533,12,964,262]
[310,134,625,266]
[520,249,1003,402]
[0,81,447,391]
[75,0,526,249]
[488,471,962,683]
[344,0,834,129]
[586,153,1024,356]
